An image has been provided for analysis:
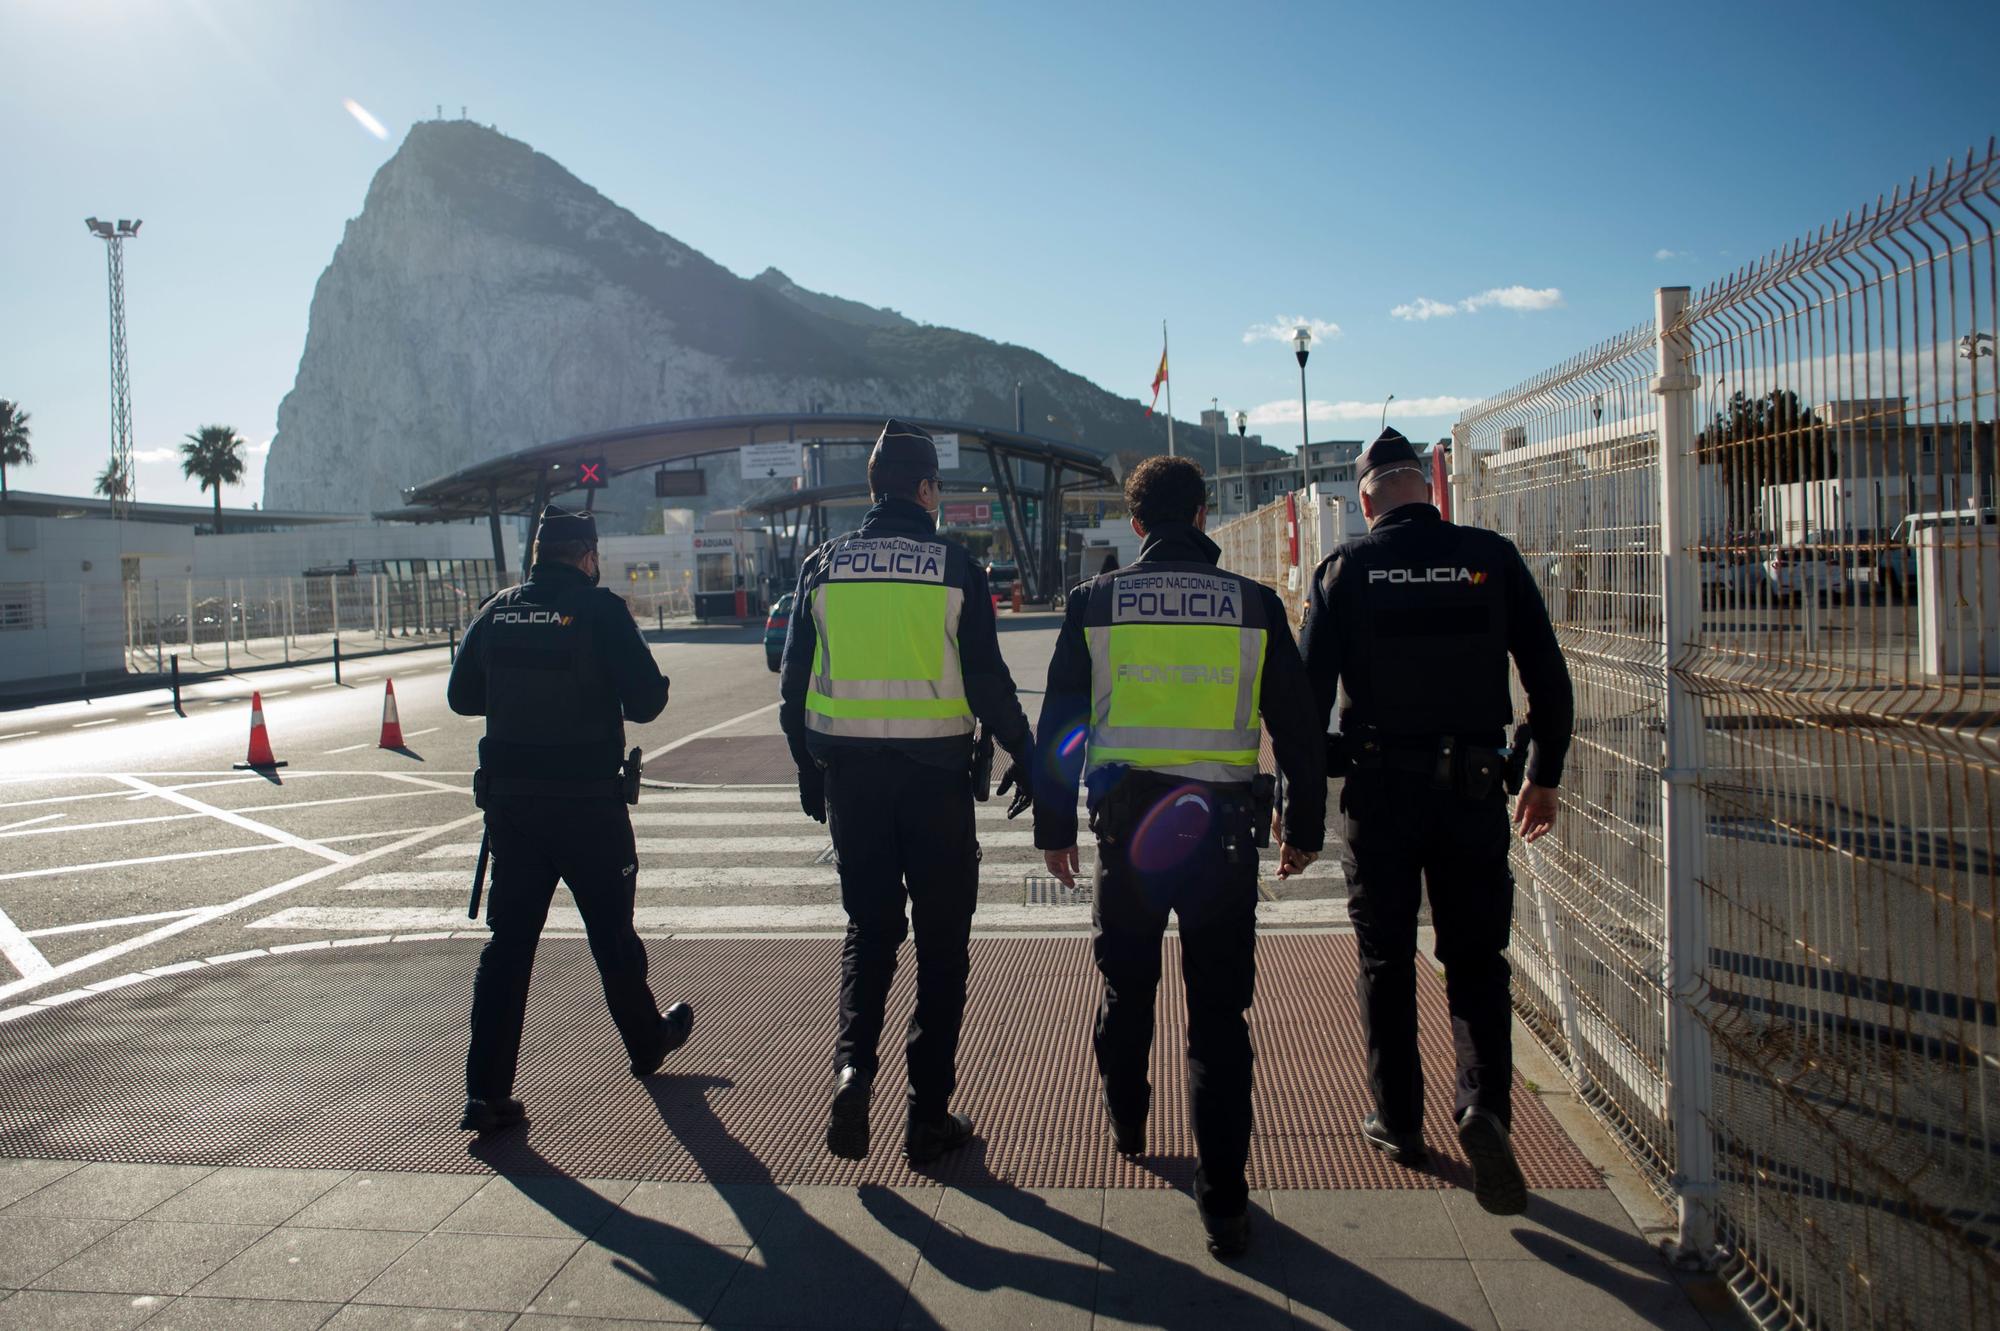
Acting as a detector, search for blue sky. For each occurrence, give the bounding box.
[3,0,1994,505]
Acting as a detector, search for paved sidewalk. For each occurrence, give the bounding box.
[0,935,1743,1329]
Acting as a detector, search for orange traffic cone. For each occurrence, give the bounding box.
[233,691,287,770]
[378,679,405,749]
[1011,583,1024,613]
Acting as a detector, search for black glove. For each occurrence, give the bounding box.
[798,766,826,823]
[996,753,1033,820]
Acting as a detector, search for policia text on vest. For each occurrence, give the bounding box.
[1032,454,1327,1259]
[446,504,696,1135]
[778,420,1035,1167]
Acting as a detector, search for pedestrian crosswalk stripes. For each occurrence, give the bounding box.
[248,786,1341,935]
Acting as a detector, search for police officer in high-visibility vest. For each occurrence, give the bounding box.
[1299,428,1573,1217]
[1033,455,1325,1259]
[779,420,1034,1164]
[448,504,696,1134]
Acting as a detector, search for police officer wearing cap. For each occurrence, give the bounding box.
[1299,428,1573,1216]
[779,420,1034,1164]
[1034,455,1325,1259]
[447,504,696,1133]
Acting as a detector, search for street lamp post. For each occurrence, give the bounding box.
[1210,396,1225,514]
[1292,326,1312,491]
[1380,393,1395,431]
[1234,410,1249,512]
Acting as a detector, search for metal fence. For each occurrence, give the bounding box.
[1212,490,1323,626]
[1449,143,1999,1329]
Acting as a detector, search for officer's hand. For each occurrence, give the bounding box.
[798,767,826,824]
[1276,843,1318,879]
[1515,783,1559,843]
[996,757,1033,819]
[1044,846,1080,888]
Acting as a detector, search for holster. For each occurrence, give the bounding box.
[472,767,489,810]
[1353,735,1506,801]
[969,725,995,802]
[1251,773,1276,848]
[621,747,643,805]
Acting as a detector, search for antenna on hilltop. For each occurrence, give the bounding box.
[436,104,442,120]
[460,106,467,120]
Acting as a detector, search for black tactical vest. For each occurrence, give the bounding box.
[1335,521,1511,737]
[480,582,620,749]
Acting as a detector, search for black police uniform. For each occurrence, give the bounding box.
[1298,430,1573,1182]
[777,422,1033,1157]
[446,505,691,1126]
[1033,521,1326,1227]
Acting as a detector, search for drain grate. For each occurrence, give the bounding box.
[1024,874,1093,907]
[0,934,1603,1192]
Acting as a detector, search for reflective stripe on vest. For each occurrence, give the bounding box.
[1083,563,1266,783]
[805,535,973,740]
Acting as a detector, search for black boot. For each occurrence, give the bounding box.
[1202,1208,1252,1259]
[1456,1107,1527,1215]
[631,1002,696,1077]
[826,1066,873,1160]
[904,1110,975,1164]
[1361,1112,1430,1167]
[458,1096,526,1134]
[1101,1078,1146,1156]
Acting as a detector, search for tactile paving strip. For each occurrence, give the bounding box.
[0,935,1601,1190]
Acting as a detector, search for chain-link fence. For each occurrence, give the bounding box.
[1450,143,1999,1330]
[1211,490,1323,626]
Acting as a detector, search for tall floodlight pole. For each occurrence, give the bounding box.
[85,217,142,514]
[1210,396,1224,514]
[1292,326,1312,491]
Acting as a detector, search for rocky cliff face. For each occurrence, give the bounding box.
[262,122,1241,524]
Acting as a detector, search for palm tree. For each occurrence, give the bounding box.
[93,459,131,503]
[179,424,247,534]
[0,400,32,502]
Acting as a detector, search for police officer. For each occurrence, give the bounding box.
[1299,428,1572,1216]
[1034,455,1325,1259]
[447,504,696,1133]
[779,420,1034,1164]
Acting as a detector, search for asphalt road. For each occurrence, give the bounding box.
[0,613,1348,1009]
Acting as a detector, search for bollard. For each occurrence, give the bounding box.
[657,604,664,632]
[170,654,184,717]
[333,636,342,686]
[449,623,458,662]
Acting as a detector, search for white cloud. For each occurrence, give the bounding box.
[1245,395,1482,427]
[1391,285,1564,321]
[1654,248,1689,262]
[131,447,179,464]
[1241,315,1342,345]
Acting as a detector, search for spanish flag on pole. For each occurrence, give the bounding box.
[1146,321,1176,454]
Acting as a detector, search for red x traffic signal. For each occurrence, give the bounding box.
[577,458,607,488]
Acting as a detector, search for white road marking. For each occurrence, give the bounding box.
[0,843,288,882]
[640,790,797,805]
[0,813,66,833]
[0,812,202,839]
[337,871,480,892]
[24,908,206,938]
[317,827,445,845]
[419,832,1038,856]
[361,865,848,888]
[376,772,471,795]
[147,709,176,717]
[234,787,462,815]
[262,691,291,698]
[71,718,119,729]
[111,774,352,866]
[321,742,371,754]
[641,701,783,762]
[0,904,53,980]
[0,732,40,742]
[0,809,485,1002]
[401,727,439,738]
[250,899,1355,934]
[311,683,340,691]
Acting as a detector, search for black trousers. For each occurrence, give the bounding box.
[824,749,979,1120]
[1340,768,1516,1132]
[1091,776,1259,1219]
[465,795,664,1099]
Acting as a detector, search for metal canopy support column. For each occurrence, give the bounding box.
[1039,460,1062,603]
[487,487,508,578]
[988,446,1038,602]
[520,468,551,574]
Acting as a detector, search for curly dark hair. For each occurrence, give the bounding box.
[1124,455,1208,528]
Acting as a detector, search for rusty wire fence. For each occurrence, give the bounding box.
[1212,491,1322,626]
[1451,142,1999,1330]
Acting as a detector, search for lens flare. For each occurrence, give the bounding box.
[343,99,389,141]
[1129,785,1214,875]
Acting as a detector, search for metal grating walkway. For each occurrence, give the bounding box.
[0,935,1601,1190]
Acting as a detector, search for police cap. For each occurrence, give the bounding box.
[869,419,940,477]
[535,503,598,547]
[1356,427,1424,483]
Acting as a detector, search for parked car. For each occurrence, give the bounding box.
[1765,546,1847,603]
[1699,549,1765,606]
[1877,508,1997,598]
[763,592,794,673]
